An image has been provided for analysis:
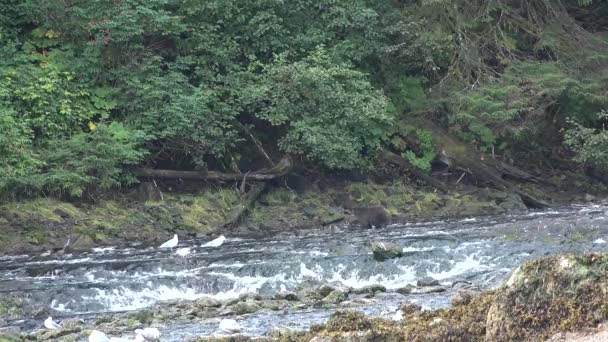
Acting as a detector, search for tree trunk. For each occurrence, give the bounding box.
[135,155,293,181]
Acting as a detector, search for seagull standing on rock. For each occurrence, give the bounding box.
[202,235,226,248]
[159,234,178,249]
[44,316,61,330]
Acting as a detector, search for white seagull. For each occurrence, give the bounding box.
[159,234,178,249]
[134,327,161,341]
[218,318,242,335]
[175,247,191,257]
[44,316,61,330]
[202,235,226,248]
[89,330,110,342]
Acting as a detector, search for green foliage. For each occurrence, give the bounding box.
[564,110,608,168]
[450,62,608,152]
[253,48,394,169]
[1,123,145,197]
[39,123,143,197]
[402,129,436,173]
[1,0,608,198]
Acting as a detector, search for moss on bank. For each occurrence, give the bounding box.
[0,177,583,254]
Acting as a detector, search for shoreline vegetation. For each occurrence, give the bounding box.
[2,0,608,340]
[0,170,604,256]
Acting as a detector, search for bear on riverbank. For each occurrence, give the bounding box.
[353,206,390,228]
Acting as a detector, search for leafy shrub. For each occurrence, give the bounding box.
[252,48,394,169]
[564,110,608,168]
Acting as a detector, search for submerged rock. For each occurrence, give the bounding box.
[370,240,402,261]
[416,278,440,287]
[351,284,387,297]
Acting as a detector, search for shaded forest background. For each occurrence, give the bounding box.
[1,0,608,199]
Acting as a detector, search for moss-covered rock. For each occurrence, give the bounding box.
[370,241,402,261]
[486,254,608,341]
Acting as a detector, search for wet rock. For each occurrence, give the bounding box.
[274,291,299,301]
[317,284,336,298]
[396,284,415,295]
[451,288,480,306]
[417,278,440,287]
[229,300,261,315]
[585,193,597,202]
[370,240,402,261]
[322,289,348,305]
[0,326,20,338]
[497,193,527,211]
[487,254,608,342]
[400,302,422,315]
[396,284,446,295]
[195,297,222,308]
[324,310,373,332]
[351,284,386,297]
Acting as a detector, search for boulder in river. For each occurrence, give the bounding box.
[322,289,348,305]
[370,240,402,261]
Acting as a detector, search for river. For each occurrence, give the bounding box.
[2,204,608,340]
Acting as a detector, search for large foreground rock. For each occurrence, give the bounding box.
[291,253,608,342]
[486,254,608,341]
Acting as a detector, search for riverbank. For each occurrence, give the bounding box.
[0,170,605,256]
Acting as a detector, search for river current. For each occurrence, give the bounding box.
[2,204,608,340]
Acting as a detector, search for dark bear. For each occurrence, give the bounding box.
[353,206,390,228]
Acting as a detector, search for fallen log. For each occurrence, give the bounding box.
[135,155,293,181]
[381,150,450,193]
[419,121,551,208]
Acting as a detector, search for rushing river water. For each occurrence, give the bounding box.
[2,205,608,340]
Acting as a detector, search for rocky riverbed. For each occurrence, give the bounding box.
[2,204,608,341]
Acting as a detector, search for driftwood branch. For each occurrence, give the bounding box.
[135,155,293,181]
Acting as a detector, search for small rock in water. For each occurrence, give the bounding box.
[417,278,440,287]
[229,300,261,315]
[352,284,387,297]
[195,297,222,308]
[370,240,403,261]
[322,289,348,304]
